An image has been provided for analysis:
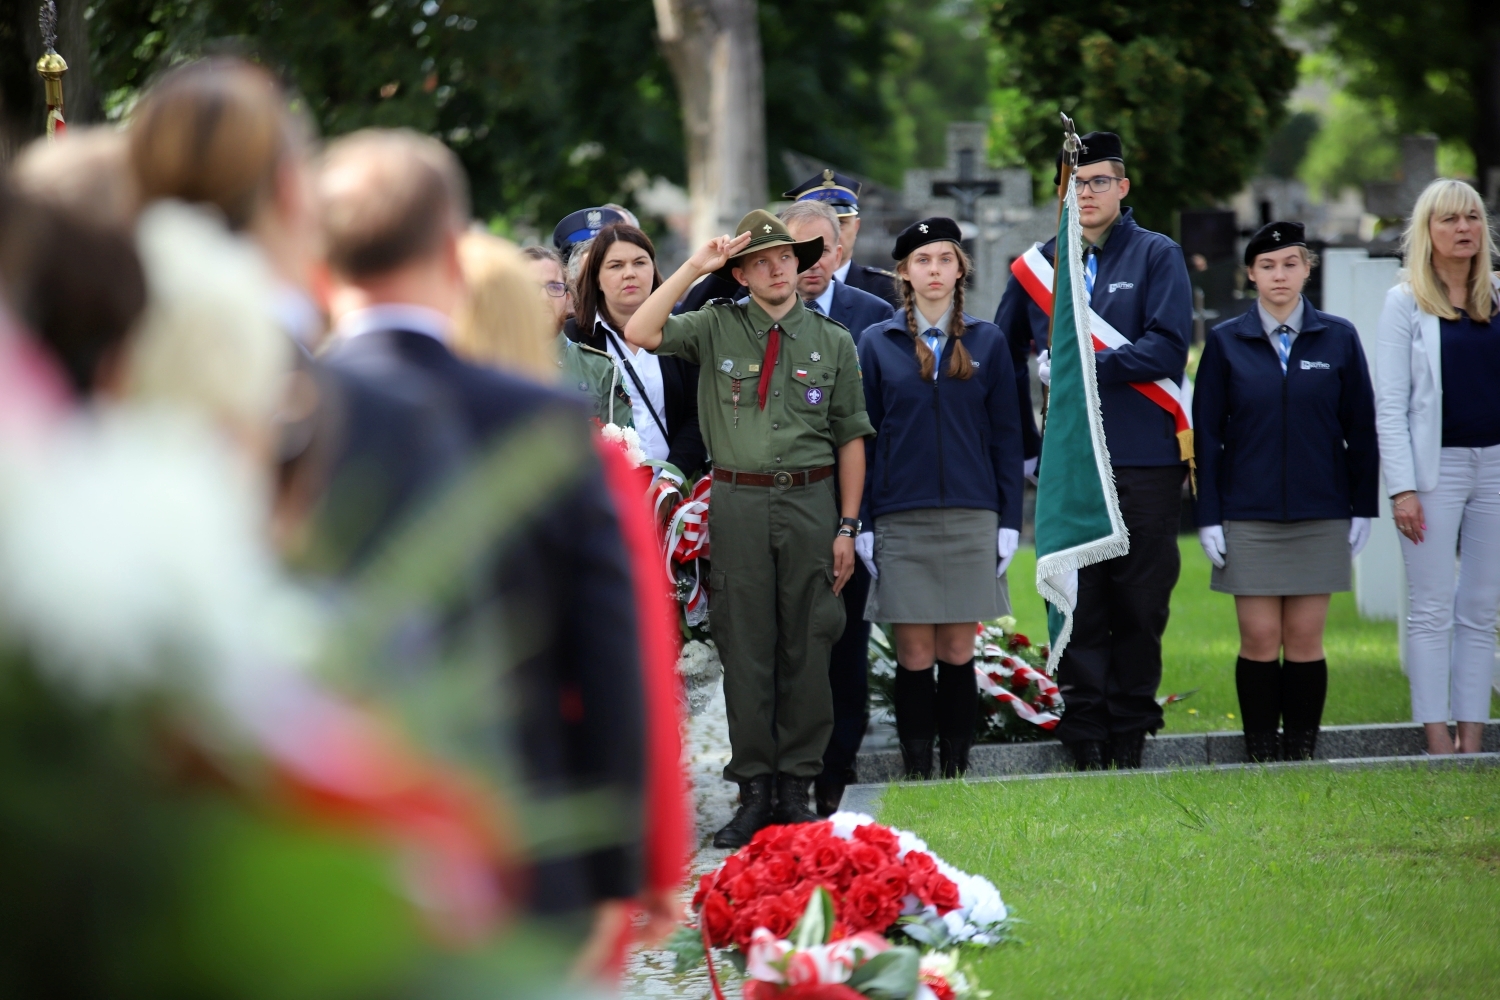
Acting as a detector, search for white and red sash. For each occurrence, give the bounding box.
[1011,244,1193,462]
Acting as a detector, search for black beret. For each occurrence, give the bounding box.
[892,217,963,261]
[1052,131,1125,186]
[1243,221,1307,266]
[552,206,629,254]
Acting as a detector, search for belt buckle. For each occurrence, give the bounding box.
[772,470,793,490]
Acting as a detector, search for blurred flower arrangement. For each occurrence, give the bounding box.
[869,617,1062,743]
[667,813,1006,999]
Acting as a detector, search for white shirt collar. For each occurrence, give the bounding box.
[812,280,837,317]
[334,303,453,344]
[917,306,953,334]
[1257,297,1304,336]
[833,259,852,284]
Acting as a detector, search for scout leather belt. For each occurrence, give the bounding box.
[1010,244,1194,462]
[713,466,835,489]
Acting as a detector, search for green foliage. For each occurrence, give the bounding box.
[987,0,1299,231]
[1297,87,1401,198]
[881,765,1500,996]
[844,945,920,999]
[1260,109,1319,179]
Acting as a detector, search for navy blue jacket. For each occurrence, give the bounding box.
[857,311,1024,530]
[993,208,1192,467]
[1192,300,1379,525]
[829,280,895,345]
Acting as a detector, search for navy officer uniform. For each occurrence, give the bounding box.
[993,131,1194,769]
[553,205,629,259]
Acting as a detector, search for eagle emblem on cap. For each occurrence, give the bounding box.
[918,223,929,233]
[586,210,602,229]
[762,224,773,233]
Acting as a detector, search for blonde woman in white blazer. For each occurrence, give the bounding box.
[1375,178,1500,755]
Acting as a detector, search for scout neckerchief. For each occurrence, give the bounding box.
[757,323,782,410]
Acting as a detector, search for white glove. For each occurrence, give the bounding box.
[855,531,877,579]
[1198,525,1226,569]
[997,527,1020,577]
[1349,517,1371,558]
[1023,456,1038,484]
[1036,349,1051,388]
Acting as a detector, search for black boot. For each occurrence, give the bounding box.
[895,665,937,779]
[1244,731,1280,763]
[771,774,817,826]
[936,658,979,778]
[1069,740,1106,771]
[814,776,845,817]
[899,739,934,780]
[1108,730,1147,769]
[712,775,774,849]
[1280,659,1327,762]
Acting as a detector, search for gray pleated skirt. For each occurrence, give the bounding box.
[1210,519,1352,596]
[864,507,1011,623]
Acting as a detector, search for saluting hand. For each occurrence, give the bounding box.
[688,231,752,276]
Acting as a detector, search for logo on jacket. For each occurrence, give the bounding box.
[1300,359,1330,370]
[1107,281,1135,293]
[720,359,734,373]
[805,386,824,405]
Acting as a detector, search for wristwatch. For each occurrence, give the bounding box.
[836,517,861,539]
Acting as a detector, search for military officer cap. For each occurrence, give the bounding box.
[1243,220,1307,266]
[718,209,824,281]
[892,216,964,261]
[552,206,628,255]
[782,168,863,218]
[1052,130,1125,186]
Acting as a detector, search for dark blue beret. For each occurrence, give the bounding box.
[1244,221,1307,266]
[1052,131,1125,186]
[892,217,963,261]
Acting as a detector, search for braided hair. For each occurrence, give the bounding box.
[894,240,975,381]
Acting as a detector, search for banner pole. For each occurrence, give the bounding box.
[1040,114,1084,433]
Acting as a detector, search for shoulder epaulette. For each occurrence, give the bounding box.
[812,313,851,334]
[862,265,896,279]
[707,297,740,307]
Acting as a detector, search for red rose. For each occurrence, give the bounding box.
[903,850,937,879]
[719,854,748,885]
[790,820,834,852]
[921,974,957,1000]
[798,835,849,884]
[765,825,803,855]
[841,874,901,933]
[1010,633,1030,649]
[759,895,798,939]
[847,841,886,875]
[726,866,760,902]
[692,873,714,910]
[852,823,900,858]
[927,872,961,913]
[760,851,799,892]
[871,864,909,902]
[700,890,735,947]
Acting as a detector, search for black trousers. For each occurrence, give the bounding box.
[1055,465,1184,743]
[820,560,872,785]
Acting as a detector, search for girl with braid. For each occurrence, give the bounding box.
[854,217,1025,779]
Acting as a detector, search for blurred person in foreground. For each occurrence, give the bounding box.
[454,231,690,968]
[566,223,706,482]
[316,128,648,971]
[1193,222,1378,762]
[126,57,464,570]
[1376,179,1500,755]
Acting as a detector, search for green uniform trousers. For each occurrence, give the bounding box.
[709,476,846,782]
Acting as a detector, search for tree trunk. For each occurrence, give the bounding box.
[0,0,99,161]
[1474,2,1500,205]
[653,0,767,246]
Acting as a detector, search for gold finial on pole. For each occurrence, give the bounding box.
[36,1,68,141]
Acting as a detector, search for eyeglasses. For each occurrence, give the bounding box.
[1073,175,1123,193]
[541,281,568,298]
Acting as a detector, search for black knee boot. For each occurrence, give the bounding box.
[1236,656,1282,762]
[895,666,936,779]
[936,658,979,778]
[1280,659,1328,760]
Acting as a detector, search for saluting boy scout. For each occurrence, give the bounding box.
[625,210,873,847]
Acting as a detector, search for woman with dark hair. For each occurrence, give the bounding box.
[566,224,705,480]
[855,217,1024,780]
[1193,221,1379,762]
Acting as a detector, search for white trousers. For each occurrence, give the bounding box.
[1400,445,1500,723]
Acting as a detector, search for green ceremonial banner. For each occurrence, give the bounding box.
[1033,182,1128,672]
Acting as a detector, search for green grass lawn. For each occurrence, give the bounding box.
[880,765,1500,998]
[1003,538,1497,732]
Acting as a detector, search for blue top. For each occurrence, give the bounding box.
[993,208,1193,467]
[1439,311,1500,448]
[828,280,895,345]
[857,311,1024,529]
[1191,298,1379,525]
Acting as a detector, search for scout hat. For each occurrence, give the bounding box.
[552,205,628,256]
[717,209,824,281]
[892,216,964,261]
[782,168,862,218]
[1052,130,1124,186]
[1243,220,1307,266]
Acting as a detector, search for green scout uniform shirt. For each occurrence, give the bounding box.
[653,297,873,472]
[556,333,633,428]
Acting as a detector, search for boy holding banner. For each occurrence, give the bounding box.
[993,131,1193,770]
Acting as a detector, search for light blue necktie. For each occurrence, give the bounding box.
[1274,324,1292,374]
[1084,248,1098,299]
[924,329,942,380]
